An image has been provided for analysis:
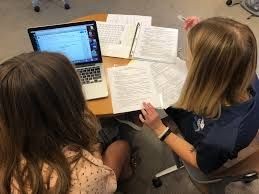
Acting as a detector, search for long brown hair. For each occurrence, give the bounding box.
[0,52,99,194]
[176,17,257,118]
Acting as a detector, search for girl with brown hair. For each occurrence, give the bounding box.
[140,17,259,174]
[0,52,131,194]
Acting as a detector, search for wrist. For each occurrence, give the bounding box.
[154,124,167,136]
[159,127,171,141]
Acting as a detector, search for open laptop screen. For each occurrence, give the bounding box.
[28,21,102,65]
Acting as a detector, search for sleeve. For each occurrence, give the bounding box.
[195,141,230,174]
[165,107,191,125]
[165,107,186,120]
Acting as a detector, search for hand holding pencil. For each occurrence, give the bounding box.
[178,15,200,31]
[183,16,200,31]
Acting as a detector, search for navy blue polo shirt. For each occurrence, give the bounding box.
[165,77,259,174]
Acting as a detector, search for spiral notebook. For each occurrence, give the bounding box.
[97,22,179,63]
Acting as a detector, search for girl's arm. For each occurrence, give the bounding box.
[139,102,198,168]
[163,131,198,168]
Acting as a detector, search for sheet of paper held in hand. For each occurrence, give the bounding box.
[108,58,187,114]
[108,65,161,114]
[107,14,152,26]
[133,26,179,63]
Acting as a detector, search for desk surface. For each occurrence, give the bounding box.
[73,14,131,116]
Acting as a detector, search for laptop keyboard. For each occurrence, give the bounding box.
[77,66,102,84]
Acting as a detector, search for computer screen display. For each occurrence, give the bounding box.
[28,22,102,64]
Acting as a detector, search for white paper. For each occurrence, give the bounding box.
[133,26,178,63]
[97,22,137,58]
[108,58,187,113]
[108,65,160,114]
[97,22,125,45]
[107,14,152,26]
[150,59,187,108]
[129,58,187,108]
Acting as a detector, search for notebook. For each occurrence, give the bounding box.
[97,22,179,63]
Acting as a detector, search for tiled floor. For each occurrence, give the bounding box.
[1,0,259,193]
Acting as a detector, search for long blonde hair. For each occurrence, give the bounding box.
[176,17,257,118]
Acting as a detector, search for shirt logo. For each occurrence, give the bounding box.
[194,117,205,132]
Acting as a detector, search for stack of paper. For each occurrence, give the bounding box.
[98,14,184,114]
[108,58,187,114]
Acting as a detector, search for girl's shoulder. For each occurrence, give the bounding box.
[63,145,103,165]
[62,146,117,193]
[65,147,117,194]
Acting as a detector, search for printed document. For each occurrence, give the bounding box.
[133,26,178,63]
[151,61,186,108]
[108,65,160,114]
[108,58,187,113]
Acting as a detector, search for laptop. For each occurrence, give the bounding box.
[28,21,108,100]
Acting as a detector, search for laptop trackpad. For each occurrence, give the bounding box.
[82,82,108,100]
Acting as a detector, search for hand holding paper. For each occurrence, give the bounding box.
[108,58,187,113]
[108,65,160,114]
[139,102,167,136]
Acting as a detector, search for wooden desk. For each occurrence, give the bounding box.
[72,14,130,116]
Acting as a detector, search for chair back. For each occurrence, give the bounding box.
[182,132,259,193]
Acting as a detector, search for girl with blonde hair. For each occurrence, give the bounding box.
[140,17,259,174]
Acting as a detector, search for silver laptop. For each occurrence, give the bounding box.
[28,21,108,100]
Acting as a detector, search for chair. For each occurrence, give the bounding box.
[226,0,259,17]
[152,152,258,194]
[32,0,70,12]
[226,0,242,6]
[152,134,259,194]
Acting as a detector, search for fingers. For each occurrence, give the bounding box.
[139,102,153,123]
[184,16,200,30]
[184,20,195,30]
[139,114,145,123]
[143,102,151,115]
[147,103,155,112]
[143,102,155,114]
[187,16,200,21]
[140,108,147,117]
[139,102,163,131]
